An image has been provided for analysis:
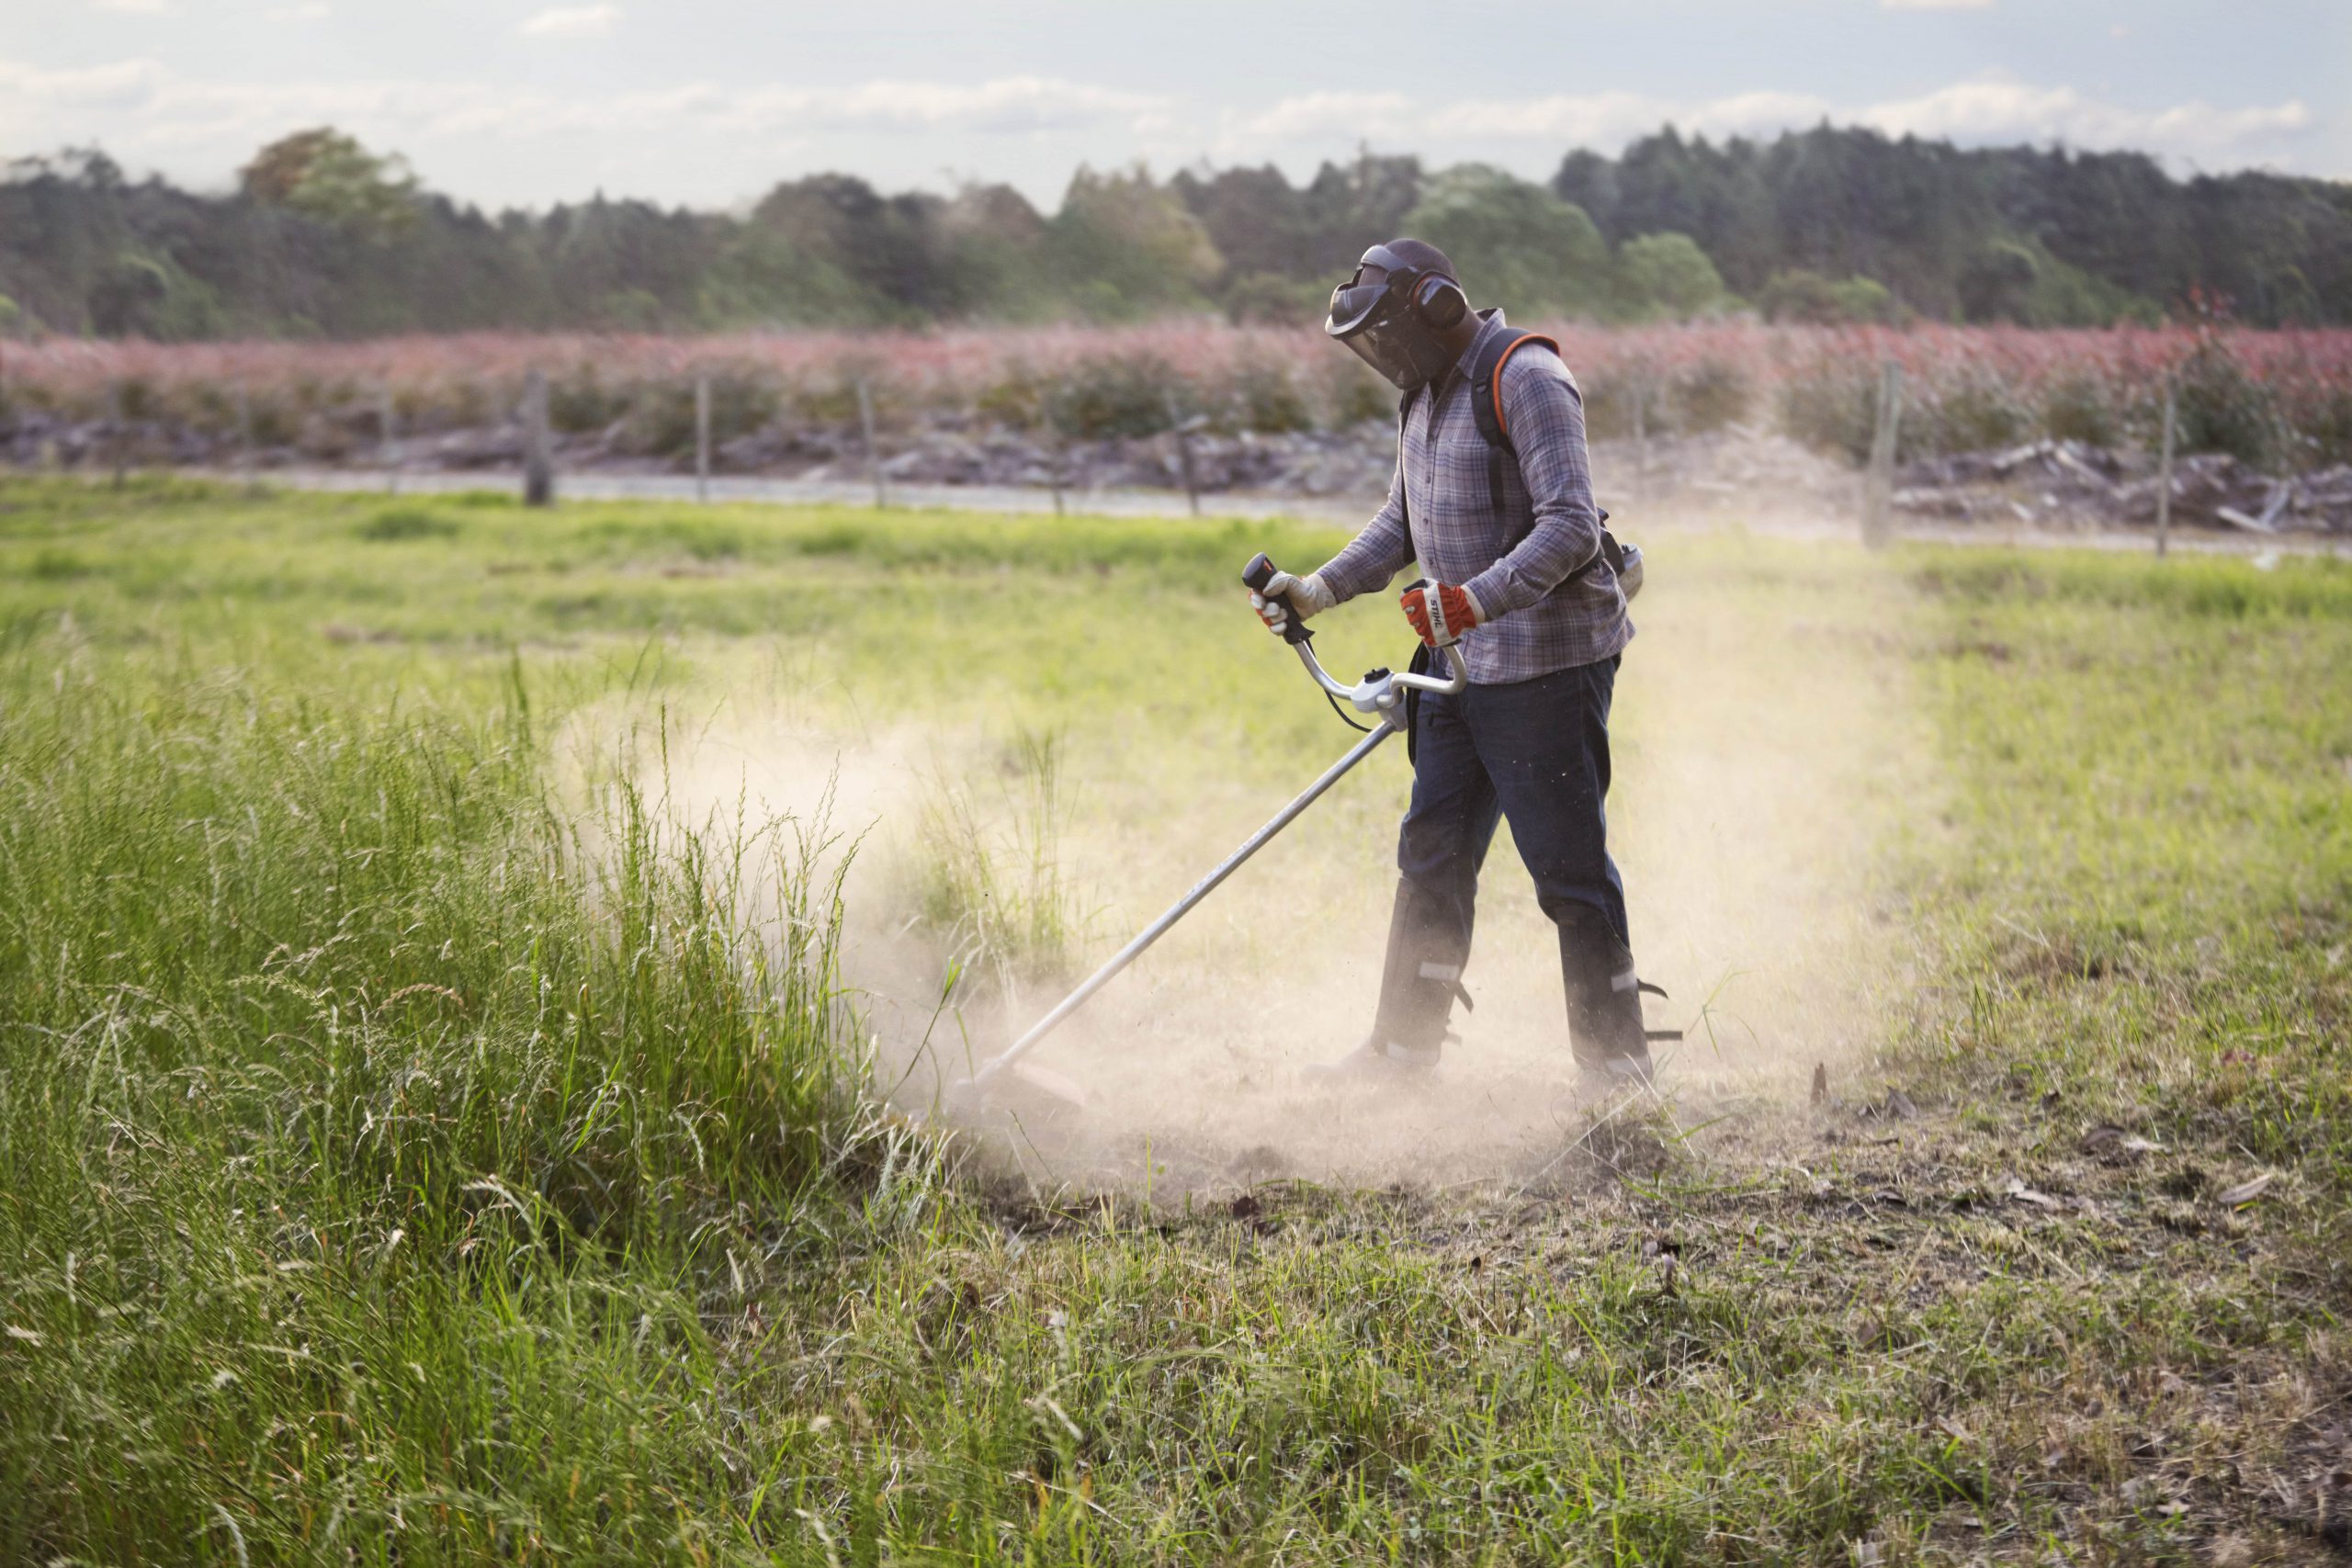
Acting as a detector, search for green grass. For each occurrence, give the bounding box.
[2,475,2348,1563]
[906,724,1084,985]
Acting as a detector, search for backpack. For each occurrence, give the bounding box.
[1396,327,1634,590]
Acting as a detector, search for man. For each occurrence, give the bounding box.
[1249,238,1656,1089]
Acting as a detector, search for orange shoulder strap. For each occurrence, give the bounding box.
[1487,333,1562,440]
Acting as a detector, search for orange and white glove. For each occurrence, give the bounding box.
[1249,569,1335,637]
[1399,580,1484,647]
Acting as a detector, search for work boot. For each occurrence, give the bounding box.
[1300,1032,1445,1086]
[1372,876,1474,1043]
[1556,903,1655,1077]
[1304,879,1471,1088]
[1576,1049,1656,1102]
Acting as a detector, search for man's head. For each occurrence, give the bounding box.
[1325,238,1479,391]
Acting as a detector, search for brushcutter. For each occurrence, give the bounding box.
[947,554,1467,1115]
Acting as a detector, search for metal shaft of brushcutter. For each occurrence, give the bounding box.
[965,626,1468,1093]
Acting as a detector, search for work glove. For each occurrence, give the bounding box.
[1400,580,1483,648]
[1249,569,1334,637]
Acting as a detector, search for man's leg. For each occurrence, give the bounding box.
[1312,688,1499,1077]
[1465,657,1649,1072]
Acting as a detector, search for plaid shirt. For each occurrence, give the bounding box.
[1316,309,1632,683]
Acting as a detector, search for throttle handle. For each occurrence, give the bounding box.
[1241,552,1316,646]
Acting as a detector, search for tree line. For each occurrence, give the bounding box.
[3,122,2346,341]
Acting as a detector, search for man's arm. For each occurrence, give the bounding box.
[1460,351,1603,621]
[1311,457,1413,604]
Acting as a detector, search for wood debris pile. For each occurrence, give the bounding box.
[1894,439,2352,535]
[6,403,2349,535]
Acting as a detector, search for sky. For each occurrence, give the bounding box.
[5,0,2345,212]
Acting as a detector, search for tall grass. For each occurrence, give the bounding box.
[908,725,1083,987]
[0,648,895,1561]
[6,480,2350,1560]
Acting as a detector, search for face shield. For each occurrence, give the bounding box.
[1326,245,1459,391]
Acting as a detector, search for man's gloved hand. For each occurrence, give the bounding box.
[1400,580,1484,648]
[1249,569,1334,637]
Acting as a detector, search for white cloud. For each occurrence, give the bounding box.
[1882,0,1994,9]
[1245,74,2318,175]
[92,0,177,12]
[424,74,1169,140]
[0,48,2328,207]
[517,5,619,39]
[1860,76,2311,157]
[1244,91,1412,141]
[0,56,171,109]
[1423,90,1663,142]
[1424,88,1839,145]
[0,56,1168,160]
[742,76,1167,134]
[268,3,332,18]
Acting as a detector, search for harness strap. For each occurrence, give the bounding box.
[1396,387,1416,557]
[1471,331,1563,515]
[1480,333,1563,441]
[1398,335,1618,609]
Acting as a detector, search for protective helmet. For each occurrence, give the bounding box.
[1326,241,1469,391]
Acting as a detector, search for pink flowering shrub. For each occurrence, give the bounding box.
[6,321,2348,467]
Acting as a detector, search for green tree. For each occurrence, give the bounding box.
[7,122,2352,339]
[240,129,419,241]
[1955,235,2155,326]
[1956,238,2040,321]
[698,228,879,327]
[534,194,718,329]
[1298,152,1426,276]
[1757,269,1899,324]
[1170,164,1315,286]
[1615,231,1729,319]
[1403,164,1611,317]
[1050,166,1221,321]
[743,174,972,319]
[934,182,1052,321]
[1221,271,1327,325]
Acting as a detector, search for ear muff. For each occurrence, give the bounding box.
[1414,273,1467,330]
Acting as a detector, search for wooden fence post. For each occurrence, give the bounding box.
[108,380,128,490]
[855,378,887,509]
[1044,387,1066,517]
[694,373,711,504]
[1861,359,1902,550]
[1632,377,1649,505]
[379,382,399,496]
[1165,392,1201,517]
[2155,377,2177,559]
[522,368,553,507]
[235,382,258,494]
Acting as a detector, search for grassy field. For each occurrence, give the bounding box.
[1,475,2347,1564]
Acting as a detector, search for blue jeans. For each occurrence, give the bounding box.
[1368,654,1637,1066]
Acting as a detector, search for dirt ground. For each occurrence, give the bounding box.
[646,508,1934,1199]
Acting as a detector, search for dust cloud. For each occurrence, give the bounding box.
[628,523,1925,1198]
